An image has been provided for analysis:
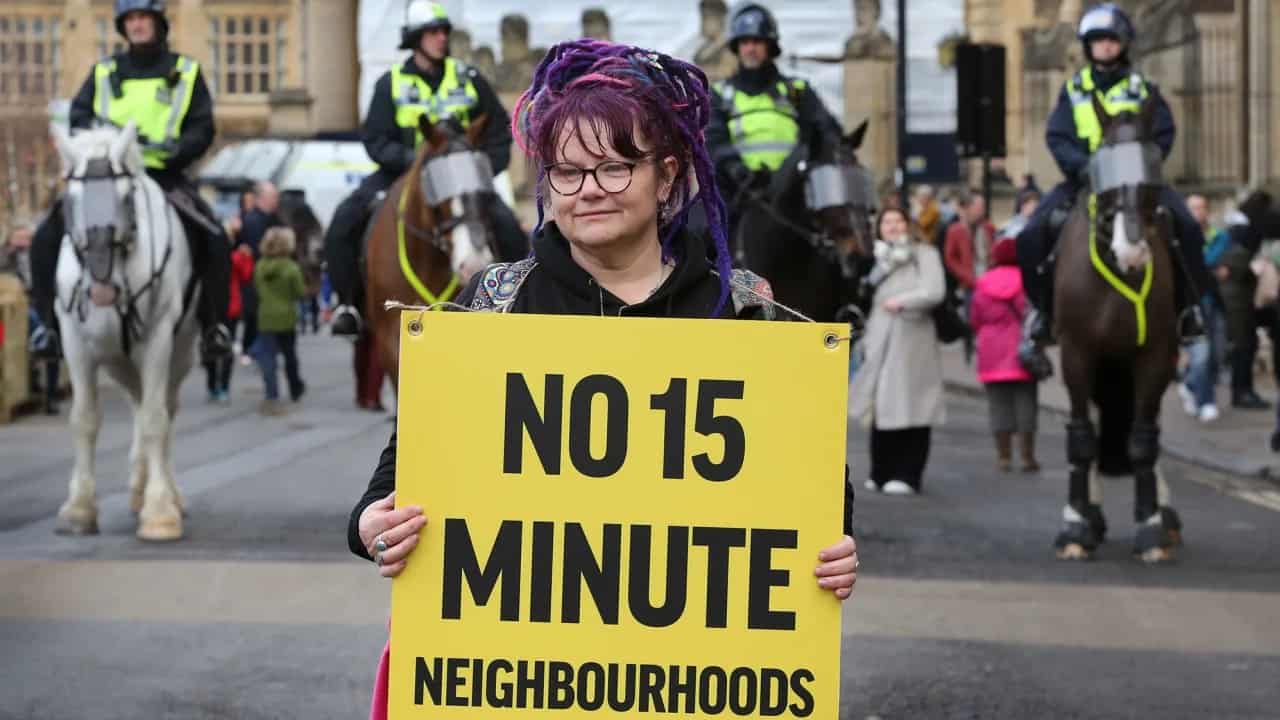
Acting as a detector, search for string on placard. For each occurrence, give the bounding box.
[384,300,469,335]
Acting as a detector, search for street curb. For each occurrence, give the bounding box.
[943,380,1275,481]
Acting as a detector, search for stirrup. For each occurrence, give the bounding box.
[31,325,61,359]
[331,305,363,336]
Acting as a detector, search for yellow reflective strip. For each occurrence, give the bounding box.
[1087,194,1153,346]
[95,64,113,120]
[397,182,459,307]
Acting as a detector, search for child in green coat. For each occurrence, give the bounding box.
[252,227,307,415]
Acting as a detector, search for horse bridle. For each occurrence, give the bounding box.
[732,161,874,279]
[64,156,138,284]
[398,149,494,255]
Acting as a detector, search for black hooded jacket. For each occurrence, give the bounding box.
[346,223,856,558]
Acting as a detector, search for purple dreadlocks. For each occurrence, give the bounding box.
[512,39,734,315]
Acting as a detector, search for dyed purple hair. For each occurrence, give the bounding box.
[512,39,733,315]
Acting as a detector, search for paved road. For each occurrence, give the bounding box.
[1,334,1277,719]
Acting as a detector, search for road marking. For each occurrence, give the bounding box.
[3,561,1278,656]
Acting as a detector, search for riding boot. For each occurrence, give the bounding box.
[29,206,66,359]
[190,221,234,364]
[1019,280,1055,378]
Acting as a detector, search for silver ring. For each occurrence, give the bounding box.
[374,552,384,567]
[374,537,388,554]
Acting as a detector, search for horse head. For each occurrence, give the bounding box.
[52,121,145,305]
[1090,94,1166,274]
[412,113,498,282]
[801,118,877,280]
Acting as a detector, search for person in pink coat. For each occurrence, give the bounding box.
[969,236,1040,472]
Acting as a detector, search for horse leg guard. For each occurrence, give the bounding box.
[1129,424,1175,563]
[1129,423,1160,522]
[1056,420,1100,560]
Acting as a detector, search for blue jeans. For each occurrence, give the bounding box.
[251,331,303,401]
[1184,302,1224,407]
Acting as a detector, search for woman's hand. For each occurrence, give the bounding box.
[815,535,859,600]
[883,297,904,313]
[358,492,427,578]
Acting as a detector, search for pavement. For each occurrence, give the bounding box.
[1,332,1278,719]
[940,343,1280,480]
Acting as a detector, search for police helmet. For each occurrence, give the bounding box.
[728,3,780,58]
[1077,3,1136,62]
[113,0,168,41]
[399,0,452,51]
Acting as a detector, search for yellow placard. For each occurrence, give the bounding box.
[391,312,849,719]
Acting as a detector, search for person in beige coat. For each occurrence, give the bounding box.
[850,206,946,495]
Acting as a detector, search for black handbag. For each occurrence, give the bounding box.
[932,292,970,344]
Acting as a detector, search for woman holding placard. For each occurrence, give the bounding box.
[350,39,857,592]
[347,39,859,717]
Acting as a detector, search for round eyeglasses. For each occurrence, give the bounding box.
[544,161,639,196]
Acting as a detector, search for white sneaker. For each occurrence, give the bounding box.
[1198,404,1220,423]
[863,479,879,492]
[882,480,917,496]
[1177,383,1198,416]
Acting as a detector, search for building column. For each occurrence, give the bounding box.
[60,0,97,98]
[1248,0,1271,187]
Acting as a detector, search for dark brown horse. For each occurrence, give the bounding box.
[734,120,876,322]
[1054,95,1181,563]
[365,114,504,386]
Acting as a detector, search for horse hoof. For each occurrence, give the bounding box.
[1055,520,1098,561]
[1132,523,1175,564]
[1056,543,1094,561]
[55,506,99,536]
[137,508,183,542]
[1135,546,1175,564]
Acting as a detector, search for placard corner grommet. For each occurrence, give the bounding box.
[823,332,851,350]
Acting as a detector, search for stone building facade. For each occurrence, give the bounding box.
[965,0,1279,194]
[0,0,359,228]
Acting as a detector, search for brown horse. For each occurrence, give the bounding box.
[1053,95,1181,563]
[364,114,505,386]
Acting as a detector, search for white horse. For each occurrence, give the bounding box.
[51,121,197,541]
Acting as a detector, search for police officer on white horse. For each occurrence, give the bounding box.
[1016,3,1216,368]
[326,0,516,336]
[29,0,232,362]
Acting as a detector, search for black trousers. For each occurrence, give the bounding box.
[324,170,397,311]
[29,174,230,331]
[1016,182,1214,311]
[869,425,933,490]
[323,170,531,313]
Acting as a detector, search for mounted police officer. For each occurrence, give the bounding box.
[1017,3,1214,367]
[704,3,843,224]
[326,0,513,337]
[29,0,231,361]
